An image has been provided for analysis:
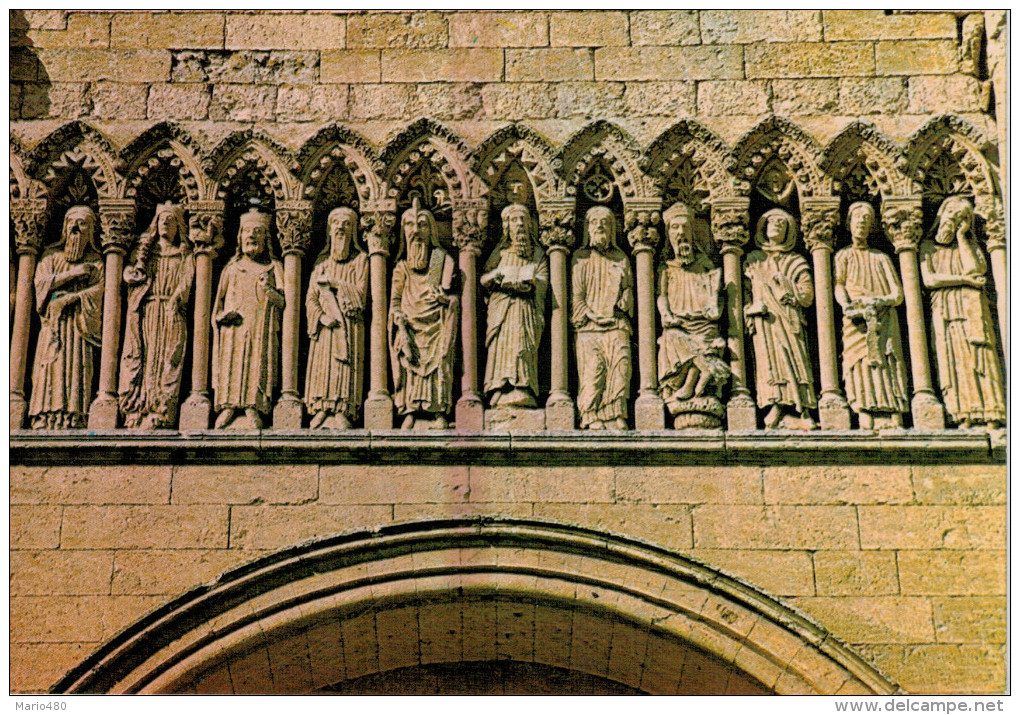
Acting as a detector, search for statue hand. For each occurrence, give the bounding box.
[594,314,615,328]
[969,274,987,288]
[322,315,340,328]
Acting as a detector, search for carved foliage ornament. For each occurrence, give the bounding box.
[881,202,924,254]
[98,199,138,254]
[11,199,48,254]
[276,200,314,255]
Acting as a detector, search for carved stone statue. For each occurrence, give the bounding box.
[571,205,633,430]
[656,202,729,429]
[304,207,369,429]
[118,202,195,429]
[29,206,104,429]
[744,208,817,430]
[389,198,459,429]
[834,202,909,429]
[211,208,285,430]
[480,203,548,409]
[920,196,1005,428]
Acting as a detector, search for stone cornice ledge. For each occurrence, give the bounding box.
[9,429,1002,466]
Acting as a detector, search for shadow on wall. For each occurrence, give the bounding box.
[10,9,51,120]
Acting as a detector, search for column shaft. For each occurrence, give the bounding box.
[180,251,215,429]
[87,250,125,429]
[812,246,850,430]
[368,252,390,398]
[988,244,1007,354]
[547,246,569,402]
[455,247,483,430]
[273,251,304,428]
[633,246,664,429]
[721,246,756,429]
[10,252,38,429]
[897,248,945,429]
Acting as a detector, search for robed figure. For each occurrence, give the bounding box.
[920,196,1005,428]
[834,202,909,429]
[118,202,195,429]
[480,203,548,408]
[304,207,369,429]
[211,209,285,430]
[744,208,817,429]
[571,205,634,431]
[389,199,460,429]
[29,206,105,429]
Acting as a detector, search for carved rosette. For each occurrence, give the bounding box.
[188,200,225,256]
[538,201,576,251]
[624,203,662,254]
[97,198,137,255]
[360,200,397,257]
[881,199,924,254]
[276,200,314,256]
[709,199,750,253]
[452,199,489,255]
[800,199,841,253]
[10,198,47,255]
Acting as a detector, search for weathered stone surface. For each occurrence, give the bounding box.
[506,48,592,82]
[225,13,346,50]
[596,46,743,81]
[838,77,907,114]
[348,12,447,49]
[860,644,1006,694]
[858,506,1006,550]
[89,80,148,120]
[60,505,229,549]
[912,465,1007,505]
[11,643,99,694]
[690,549,815,596]
[111,12,223,49]
[908,74,989,114]
[745,42,873,79]
[813,551,898,596]
[823,10,956,41]
[229,505,390,549]
[549,12,627,47]
[320,465,469,504]
[209,84,277,121]
[629,11,700,46]
[10,595,162,642]
[28,13,111,48]
[898,551,1006,595]
[171,50,261,83]
[694,506,859,549]
[21,10,69,31]
[481,83,556,120]
[11,466,172,504]
[382,49,503,83]
[347,83,414,121]
[533,503,693,551]
[111,549,267,595]
[470,466,614,503]
[875,40,958,76]
[35,48,171,82]
[763,465,912,505]
[276,84,350,122]
[770,79,838,115]
[616,466,761,504]
[623,81,696,117]
[393,501,534,522]
[701,10,821,44]
[147,83,212,120]
[792,596,934,644]
[932,597,1006,643]
[255,51,318,84]
[551,81,625,118]
[10,550,114,596]
[409,82,484,120]
[172,465,317,504]
[448,12,548,48]
[320,50,381,84]
[10,506,62,550]
[697,80,770,115]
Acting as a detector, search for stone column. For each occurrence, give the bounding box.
[9,198,47,430]
[882,197,945,429]
[273,200,313,429]
[538,201,576,430]
[625,203,665,430]
[710,198,756,430]
[179,201,225,430]
[801,197,851,430]
[452,199,488,431]
[361,201,397,429]
[984,208,1007,355]
[88,198,136,429]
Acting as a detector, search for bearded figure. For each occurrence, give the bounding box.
[304,207,369,429]
[389,199,460,429]
[211,209,285,430]
[919,196,1005,428]
[656,202,729,429]
[744,208,817,430]
[29,206,105,429]
[480,203,548,408]
[118,202,195,429]
[571,205,634,430]
[834,202,909,429]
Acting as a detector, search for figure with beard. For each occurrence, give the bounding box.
[834,202,909,429]
[656,202,729,428]
[29,206,105,429]
[480,203,548,408]
[304,207,369,429]
[920,196,1005,428]
[118,202,195,429]
[744,208,817,429]
[571,206,634,430]
[212,209,285,430]
[389,199,459,429]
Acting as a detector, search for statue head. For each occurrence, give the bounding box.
[238,209,271,261]
[152,202,187,245]
[663,201,697,265]
[846,202,875,248]
[501,203,534,258]
[401,198,438,272]
[62,205,96,263]
[933,195,975,246]
[327,207,357,261]
[584,205,616,253]
[754,208,797,253]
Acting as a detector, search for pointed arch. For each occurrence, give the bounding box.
[473,123,566,208]
[559,120,659,205]
[205,128,300,203]
[119,121,209,204]
[26,120,122,199]
[731,116,832,198]
[380,117,486,206]
[821,120,912,198]
[294,122,384,205]
[643,119,736,209]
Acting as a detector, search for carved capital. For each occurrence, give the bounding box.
[800,199,841,253]
[710,198,750,249]
[361,210,396,257]
[624,203,662,253]
[881,197,924,254]
[276,199,314,256]
[10,198,47,255]
[538,201,576,250]
[97,198,137,255]
[187,200,225,256]
[984,207,1005,252]
[452,199,488,253]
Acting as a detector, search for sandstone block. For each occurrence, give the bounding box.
[305,620,346,688]
[623,81,696,117]
[256,51,318,84]
[28,13,111,48]
[21,10,68,31]
[10,85,21,120]
[745,42,873,79]
[693,505,858,549]
[10,506,62,549]
[382,49,503,83]
[506,48,592,82]
[770,78,839,115]
[411,82,484,120]
[225,13,345,50]
[813,551,898,596]
[11,465,172,504]
[838,77,907,114]
[615,465,761,504]
[629,11,700,46]
[276,84,350,122]
[469,466,614,503]
[340,612,379,680]
[909,74,989,114]
[21,83,88,120]
[791,596,934,644]
[11,643,98,694]
[36,48,170,82]
[898,550,1006,595]
[876,40,958,76]
[533,503,693,551]
[266,630,316,693]
[60,505,229,549]
[172,465,317,505]
[111,12,223,49]
[701,10,822,44]
[348,12,446,49]
[10,550,114,596]
[481,83,556,120]
[550,12,627,47]
[210,84,277,121]
[912,464,1007,505]
[321,465,469,505]
[171,50,260,83]
[10,595,162,643]
[823,10,956,41]
[229,504,390,549]
[320,50,381,83]
[193,666,234,694]
[858,506,1006,549]
[111,549,266,595]
[394,501,534,523]
[449,12,548,48]
[10,47,42,82]
[89,80,148,120]
[697,80,771,116]
[551,81,625,118]
[376,607,422,673]
[228,646,275,694]
[349,84,413,121]
[878,644,1006,694]
[933,597,1006,643]
[147,83,211,120]
[689,549,815,596]
[595,46,743,81]
[762,465,912,505]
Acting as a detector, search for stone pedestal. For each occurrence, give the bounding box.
[725,394,758,431]
[455,397,485,432]
[273,397,304,430]
[179,392,212,431]
[544,398,576,430]
[364,395,394,430]
[635,392,665,431]
[485,406,546,431]
[819,393,852,431]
